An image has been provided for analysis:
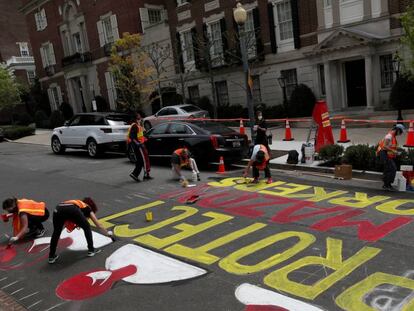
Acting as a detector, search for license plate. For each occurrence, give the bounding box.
[233,141,241,147]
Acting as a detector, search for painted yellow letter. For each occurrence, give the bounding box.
[260,183,312,198]
[288,187,347,202]
[329,193,389,208]
[376,199,414,215]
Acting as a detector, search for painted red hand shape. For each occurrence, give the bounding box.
[56,264,137,301]
[245,306,289,311]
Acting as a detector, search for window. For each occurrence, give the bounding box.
[169,123,191,134]
[102,17,114,44]
[72,33,83,53]
[319,64,326,96]
[35,9,47,31]
[105,71,117,110]
[380,54,394,89]
[181,30,194,64]
[40,43,56,68]
[208,21,224,67]
[69,116,81,126]
[215,81,229,106]
[27,71,36,85]
[47,86,62,110]
[281,69,297,97]
[276,1,293,41]
[177,0,188,5]
[18,42,30,56]
[151,123,169,134]
[252,75,261,104]
[148,9,162,24]
[188,86,200,103]
[245,11,257,59]
[97,15,119,47]
[324,0,332,7]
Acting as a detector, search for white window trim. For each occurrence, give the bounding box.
[40,42,56,68]
[105,71,117,110]
[47,84,63,111]
[35,8,47,31]
[271,0,294,53]
[206,19,224,67]
[97,13,119,47]
[180,30,195,71]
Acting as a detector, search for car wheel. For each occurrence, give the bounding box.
[144,121,152,131]
[87,138,101,158]
[51,136,66,154]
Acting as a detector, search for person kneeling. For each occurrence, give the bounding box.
[243,144,272,184]
[171,148,200,183]
[48,197,114,264]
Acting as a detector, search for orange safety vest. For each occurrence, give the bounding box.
[126,123,146,144]
[174,148,189,167]
[255,145,270,170]
[377,131,397,159]
[63,200,88,209]
[13,199,46,236]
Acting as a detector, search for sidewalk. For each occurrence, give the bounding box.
[11,129,51,146]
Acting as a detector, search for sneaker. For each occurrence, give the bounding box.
[129,173,140,182]
[143,174,153,180]
[266,178,273,184]
[48,254,59,264]
[252,178,259,184]
[35,228,46,238]
[87,249,102,257]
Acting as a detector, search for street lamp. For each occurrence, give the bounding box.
[392,53,403,122]
[234,2,255,143]
[278,74,288,117]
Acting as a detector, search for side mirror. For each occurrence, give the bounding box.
[64,121,70,126]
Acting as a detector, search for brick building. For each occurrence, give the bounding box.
[20,0,412,114]
[19,0,174,113]
[0,0,35,86]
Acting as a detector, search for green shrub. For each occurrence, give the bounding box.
[318,144,344,164]
[1,126,35,140]
[49,110,65,129]
[288,84,316,118]
[343,144,377,171]
[196,96,214,118]
[34,110,48,128]
[59,102,74,120]
[16,112,33,126]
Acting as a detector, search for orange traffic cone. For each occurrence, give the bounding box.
[337,119,350,143]
[404,121,414,147]
[283,120,294,141]
[216,156,226,174]
[239,119,245,135]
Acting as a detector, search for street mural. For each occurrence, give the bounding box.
[4,177,414,309]
[56,244,207,300]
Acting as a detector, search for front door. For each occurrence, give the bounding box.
[345,60,367,107]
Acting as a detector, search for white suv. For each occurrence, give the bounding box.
[51,113,131,157]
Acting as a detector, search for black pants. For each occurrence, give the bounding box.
[131,144,145,178]
[49,204,94,258]
[380,150,397,187]
[26,208,49,233]
[253,162,271,179]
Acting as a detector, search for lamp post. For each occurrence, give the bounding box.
[234,2,255,143]
[278,74,288,117]
[392,53,403,122]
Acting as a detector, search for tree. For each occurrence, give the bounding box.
[0,66,21,114]
[110,33,157,112]
[401,3,414,75]
[389,74,414,115]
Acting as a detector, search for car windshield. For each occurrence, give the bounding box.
[180,105,201,113]
[106,115,130,126]
[192,121,234,134]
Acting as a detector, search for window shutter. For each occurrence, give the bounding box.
[191,28,200,70]
[253,8,264,61]
[57,86,63,105]
[35,13,40,31]
[49,44,56,65]
[139,8,149,33]
[97,21,105,47]
[41,9,47,29]
[161,9,168,22]
[47,88,56,110]
[267,3,277,54]
[290,0,301,49]
[175,32,184,74]
[105,72,116,110]
[40,47,47,68]
[220,18,229,65]
[111,15,120,41]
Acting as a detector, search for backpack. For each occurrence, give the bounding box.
[287,150,299,165]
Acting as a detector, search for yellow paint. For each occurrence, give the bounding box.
[208,178,240,187]
[165,223,267,265]
[288,187,348,202]
[264,237,381,300]
[135,211,233,249]
[376,199,414,215]
[260,183,312,197]
[219,231,316,275]
[235,181,285,192]
[336,272,414,311]
[329,193,389,208]
[114,206,198,237]
[97,200,165,229]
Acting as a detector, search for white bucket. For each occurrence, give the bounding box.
[392,171,406,192]
[304,146,315,165]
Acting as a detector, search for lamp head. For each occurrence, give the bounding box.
[233,2,247,25]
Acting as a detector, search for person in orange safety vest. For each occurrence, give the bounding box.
[377,124,405,190]
[171,148,200,182]
[2,198,49,244]
[127,112,152,182]
[243,144,272,184]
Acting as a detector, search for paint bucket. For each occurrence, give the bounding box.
[145,211,153,222]
[304,145,315,165]
[192,172,198,183]
[392,172,406,192]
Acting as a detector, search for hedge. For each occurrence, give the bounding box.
[1,126,35,140]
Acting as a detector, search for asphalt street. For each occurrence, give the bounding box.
[1,142,414,311]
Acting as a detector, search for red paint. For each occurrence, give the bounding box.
[197,192,259,210]
[56,264,137,301]
[0,245,17,263]
[245,305,289,311]
[159,184,210,200]
[271,202,351,223]
[310,210,413,242]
